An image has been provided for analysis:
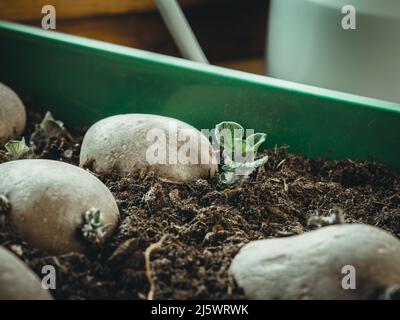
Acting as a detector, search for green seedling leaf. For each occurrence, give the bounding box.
[222,156,268,172]
[246,133,267,154]
[223,139,249,162]
[215,121,268,185]
[4,137,34,160]
[220,171,250,185]
[220,156,268,184]
[251,155,269,168]
[219,171,241,185]
[30,111,65,145]
[307,207,345,229]
[221,163,237,173]
[215,121,244,150]
[238,139,249,156]
[82,208,109,245]
[41,111,65,134]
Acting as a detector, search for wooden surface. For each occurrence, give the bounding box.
[0,0,268,74]
[0,0,218,20]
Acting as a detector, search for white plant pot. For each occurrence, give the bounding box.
[267,0,400,103]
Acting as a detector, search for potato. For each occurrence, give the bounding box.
[0,83,26,145]
[80,114,217,183]
[0,159,119,254]
[0,246,52,300]
[230,224,400,299]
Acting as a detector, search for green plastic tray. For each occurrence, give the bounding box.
[1,21,399,168]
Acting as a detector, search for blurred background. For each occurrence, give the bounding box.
[0,0,268,74]
[2,0,399,103]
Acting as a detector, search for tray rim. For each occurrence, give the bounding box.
[1,19,399,115]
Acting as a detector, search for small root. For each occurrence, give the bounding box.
[283,179,289,193]
[144,234,168,300]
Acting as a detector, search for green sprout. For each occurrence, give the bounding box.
[4,137,34,160]
[81,208,109,245]
[215,121,268,184]
[0,194,10,228]
[307,207,345,228]
[30,111,65,145]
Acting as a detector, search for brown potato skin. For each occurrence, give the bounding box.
[0,83,26,144]
[0,160,120,254]
[80,114,218,183]
[0,246,53,300]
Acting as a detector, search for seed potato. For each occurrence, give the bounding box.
[80,114,217,183]
[0,159,119,254]
[230,224,400,299]
[0,245,53,300]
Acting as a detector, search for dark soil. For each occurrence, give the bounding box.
[0,110,399,300]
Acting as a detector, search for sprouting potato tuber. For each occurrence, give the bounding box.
[0,159,120,254]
